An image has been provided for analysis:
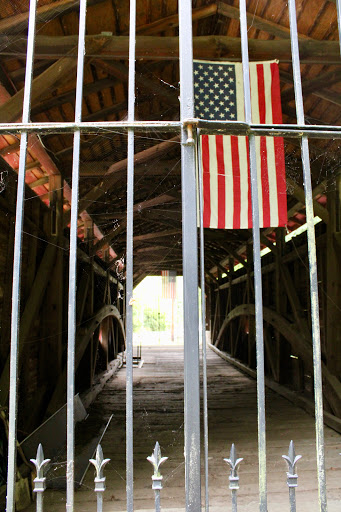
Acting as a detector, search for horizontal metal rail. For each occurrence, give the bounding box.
[0,120,340,138]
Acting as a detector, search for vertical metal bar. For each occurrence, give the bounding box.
[287,1,327,510]
[6,1,38,511]
[179,2,201,510]
[197,130,210,512]
[336,0,341,54]
[66,1,87,510]
[239,1,267,511]
[126,0,136,510]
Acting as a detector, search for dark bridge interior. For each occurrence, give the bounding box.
[0,0,340,509]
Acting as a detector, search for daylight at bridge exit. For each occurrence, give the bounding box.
[0,0,341,511]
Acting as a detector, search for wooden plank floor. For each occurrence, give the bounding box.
[27,346,341,511]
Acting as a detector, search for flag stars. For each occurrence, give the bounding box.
[193,60,237,121]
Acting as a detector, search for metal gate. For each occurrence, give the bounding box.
[2,0,340,511]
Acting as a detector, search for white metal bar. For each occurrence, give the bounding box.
[66,0,87,510]
[6,1,38,510]
[197,131,210,512]
[287,0,327,510]
[239,1,267,510]
[126,0,136,510]
[179,1,202,511]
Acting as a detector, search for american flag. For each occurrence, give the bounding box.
[161,270,176,299]
[194,60,287,229]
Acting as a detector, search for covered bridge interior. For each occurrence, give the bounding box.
[0,0,341,510]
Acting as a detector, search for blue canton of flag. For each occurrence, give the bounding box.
[194,61,237,121]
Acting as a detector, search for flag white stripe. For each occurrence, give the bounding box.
[238,136,249,229]
[250,64,264,227]
[263,63,279,227]
[223,136,234,228]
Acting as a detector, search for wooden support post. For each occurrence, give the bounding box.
[0,243,57,406]
[326,173,341,375]
[0,178,16,367]
[228,256,234,354]
[83,219,95,382]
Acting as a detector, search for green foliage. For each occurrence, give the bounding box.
[133,304,168,332]
[144,307,167,331]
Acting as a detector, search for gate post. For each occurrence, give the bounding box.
[179,1,201,511]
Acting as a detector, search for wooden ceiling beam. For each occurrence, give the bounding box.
[79,157,180,177]
[281,69,341,107]
[28,176,49,189]
[93,191,179,251]
[31,78,114,117]
[0,0,105,35]
[0,39,106,123]
[133,4,218,35]
[217,1,309,40]
[3,35,340,64]
[93,60,178,105]
[73,136,180,220]
[133,229,181,242]
[0,140,20,156]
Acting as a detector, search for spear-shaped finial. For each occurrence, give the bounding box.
[147,442,168,512]
[147,441,168,481]
[224,443,243,490]
[30,444,51,493]
[282,440,302,488]
[89,444,110,492]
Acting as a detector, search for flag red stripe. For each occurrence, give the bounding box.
[257,64,271,227]
[231,135,241,229]
[270,62,287,226]
[216,135,226,229]
[246,137,252,228]
[202,135,211,228]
